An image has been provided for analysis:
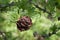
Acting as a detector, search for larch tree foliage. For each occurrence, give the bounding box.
[0,0,60,40]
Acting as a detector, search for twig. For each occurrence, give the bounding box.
[28,0,52,15]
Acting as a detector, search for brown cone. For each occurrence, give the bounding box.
[16,16,32,31]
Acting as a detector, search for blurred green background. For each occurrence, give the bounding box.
[0,0,60,40]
